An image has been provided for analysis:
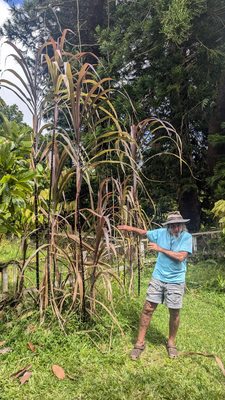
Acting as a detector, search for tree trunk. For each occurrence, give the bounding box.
[178,184,201,232]
[208,71,225,172]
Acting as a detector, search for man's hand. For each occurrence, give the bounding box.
[148,242,160,252]
[148,242,188,262]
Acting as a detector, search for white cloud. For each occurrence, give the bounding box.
[0,0,10,26]
[0,0,32,125]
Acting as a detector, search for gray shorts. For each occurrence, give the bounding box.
[146,278,185,309]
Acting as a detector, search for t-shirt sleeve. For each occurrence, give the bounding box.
[180,234,193,254]
[146,229,160,243]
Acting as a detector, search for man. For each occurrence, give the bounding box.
[118,211,192,360]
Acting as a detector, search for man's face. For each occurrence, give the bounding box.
[168,223,183,237]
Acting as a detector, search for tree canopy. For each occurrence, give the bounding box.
[95,0,225,229]
[1,0,225,230]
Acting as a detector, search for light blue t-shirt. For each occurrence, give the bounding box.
[146,228,192,283]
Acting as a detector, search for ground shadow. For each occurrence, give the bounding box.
[119,300,167,346]
[130,318,167,346]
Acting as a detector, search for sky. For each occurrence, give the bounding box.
[6,1,23,5]
[0,0,32,125]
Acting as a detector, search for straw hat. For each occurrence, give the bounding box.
[162,211,190,226]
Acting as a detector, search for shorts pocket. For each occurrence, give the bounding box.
[166,284,185,307]
[167,290,182,304]
[148,279,161,291]
[146,279,164,304]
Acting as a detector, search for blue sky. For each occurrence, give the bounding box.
[7,0,23,4]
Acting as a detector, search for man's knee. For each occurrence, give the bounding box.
[143,301,157,316]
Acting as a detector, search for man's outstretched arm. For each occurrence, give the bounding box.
[117,225,147,236]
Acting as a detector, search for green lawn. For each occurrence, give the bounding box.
[0,249,225,399]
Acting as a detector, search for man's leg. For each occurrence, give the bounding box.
[165,282,185,357]
[130,278,162,359]
[135,300,158,347]
[167,308,180,357]
[130,301,158,359]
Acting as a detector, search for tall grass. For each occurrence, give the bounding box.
[0,30,184,325]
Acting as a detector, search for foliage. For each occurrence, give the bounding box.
[0,97,24,123]
[211,200,225,233]
[3,0,225,227]
[96,0,225,228]
[207,131,225,199]
[1,0,107,54]
[0,113,34,234]
[161,0,206,45]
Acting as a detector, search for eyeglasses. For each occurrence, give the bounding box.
[169,223,182,228]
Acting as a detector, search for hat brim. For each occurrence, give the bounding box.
[162,218,190,226]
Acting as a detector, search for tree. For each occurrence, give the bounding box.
[1,0,107,54]
[0,97,23,123]
[96,0,225,230]
[3,0,225,231]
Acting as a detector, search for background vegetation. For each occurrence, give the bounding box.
[2,0,225,230]
[0,2,225,397]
